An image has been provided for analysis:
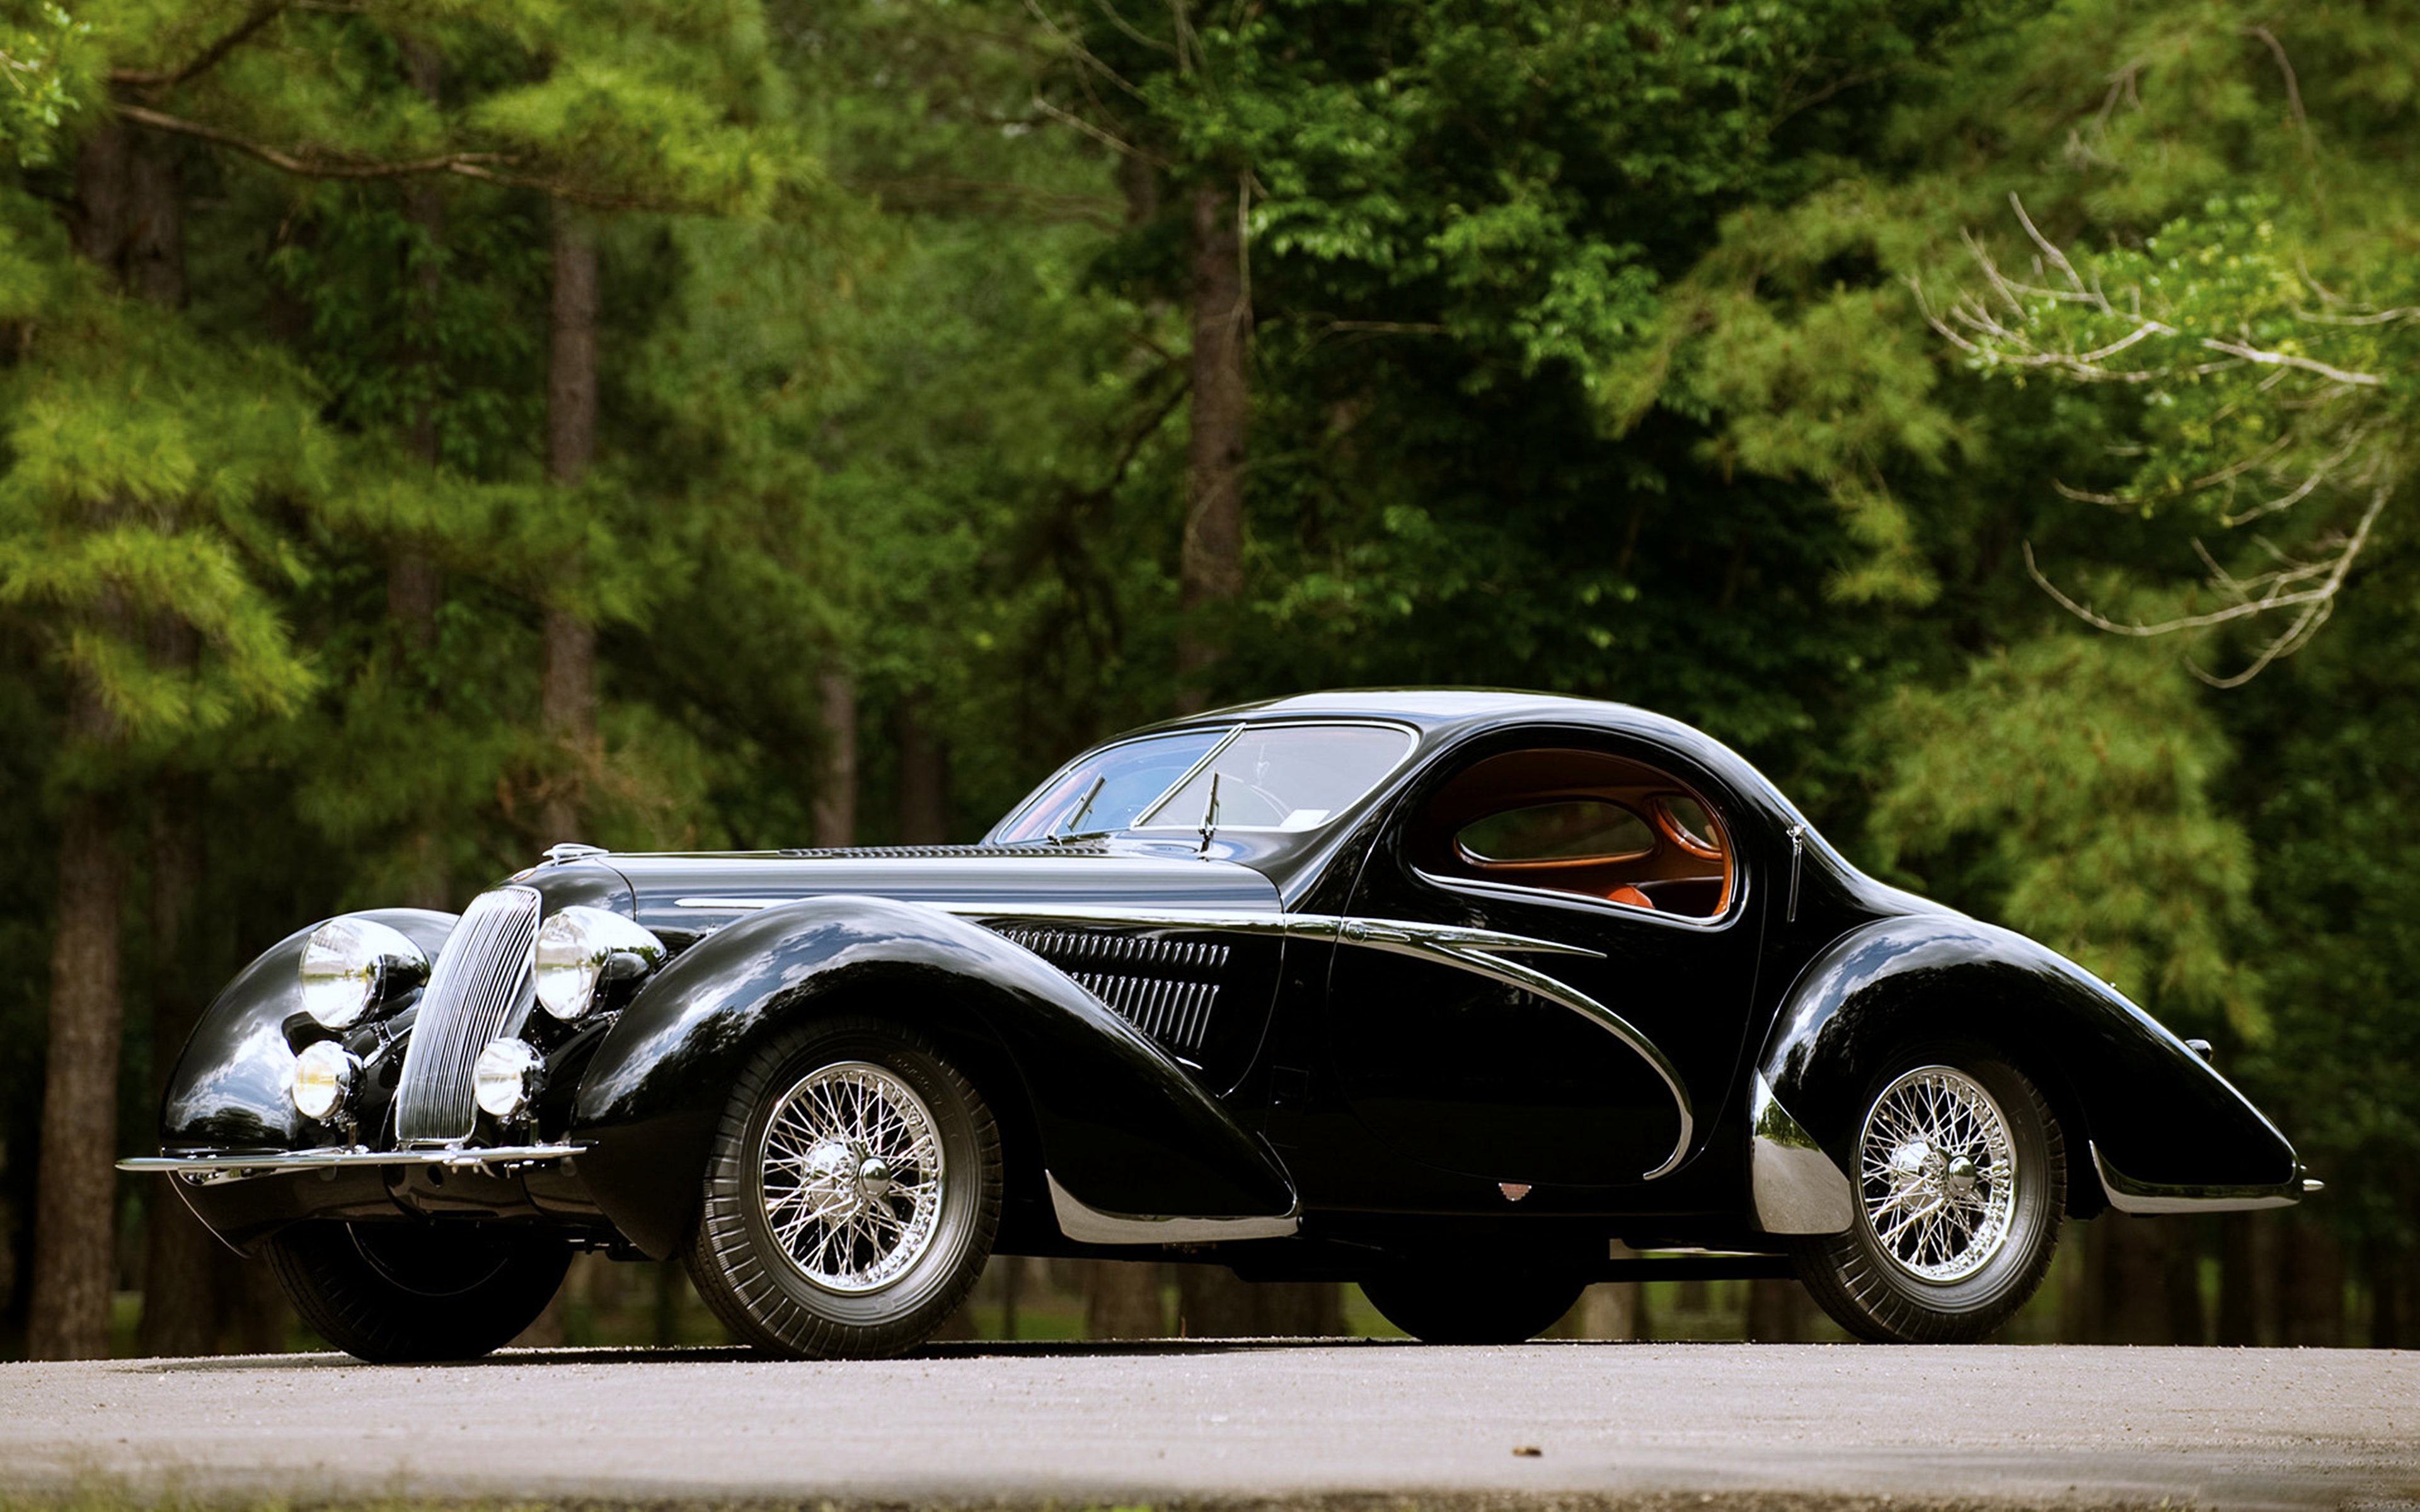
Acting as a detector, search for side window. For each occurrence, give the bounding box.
[1458,801,1652,864]
[1412,748,1734,919]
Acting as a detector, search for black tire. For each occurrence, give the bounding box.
[686,1016,1001,1359]
[1361,1268,1582,1344]
[1790,1051,2065,1343]
[265,1221,571,1363]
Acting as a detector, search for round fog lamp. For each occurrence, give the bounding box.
[290,1040,356,1121]
[474,1039,543,1119]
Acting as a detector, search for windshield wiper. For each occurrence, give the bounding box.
[1051,776,1107,846]
[1196,772,1223,857]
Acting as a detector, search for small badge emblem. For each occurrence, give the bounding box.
[1499,1182,1532,1201]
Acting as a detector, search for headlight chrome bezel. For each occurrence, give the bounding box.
[534,906,666,1021]
[297,917,430,1030]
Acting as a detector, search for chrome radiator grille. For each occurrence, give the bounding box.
[998,929,1228,1057]
[395,886,540,1144]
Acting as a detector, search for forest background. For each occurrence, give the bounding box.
[1,0,2414,1359]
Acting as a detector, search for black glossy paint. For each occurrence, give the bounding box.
[1758,914,2297,1191]
[151,688,2307,1266]
[570,895,1298,1259]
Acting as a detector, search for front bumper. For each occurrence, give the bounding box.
[118,1144,602,1252]
[120,1143,587,1188]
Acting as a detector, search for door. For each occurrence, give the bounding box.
[1322,736,1765,1191]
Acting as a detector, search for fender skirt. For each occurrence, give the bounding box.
[570,895,1298,1259]
[1756,915,2301,1215]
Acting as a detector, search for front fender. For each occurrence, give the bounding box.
[569,895,1296,1259]
[1759,915,2298,1204]
[161,908,460,1152]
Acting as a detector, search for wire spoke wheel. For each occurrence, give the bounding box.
[1858,1065,2017,1284]
[758,1061,946,1294]
[1789,1049,2064,1344]
[689,1017,1001,1360]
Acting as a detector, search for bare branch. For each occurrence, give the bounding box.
[2007,192,2087,296]
[2023,482,2390,683]
[2245,26,2312,142]
[1028,92,1165,166]
[111,1,287,94]
[115,102,512,181]
[2196,336,2385,387]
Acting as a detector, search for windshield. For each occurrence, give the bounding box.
[1139,724,1414,833]
[993,728,1232,843]
[994,722,1415,842]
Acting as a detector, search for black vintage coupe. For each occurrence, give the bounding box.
[127,690,2311,1357]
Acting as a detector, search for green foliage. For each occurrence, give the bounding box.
[0,3,83,166]
[1868,636,2259,1038]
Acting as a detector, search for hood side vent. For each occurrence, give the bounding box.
[995,928,1229,1058]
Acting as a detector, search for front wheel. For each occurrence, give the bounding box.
[1361,1268,1581,1344]
[265,1221,570,1363]
[686,1017,1001,1358]
[1790,1053,2065,1343]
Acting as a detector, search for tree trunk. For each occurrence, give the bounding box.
[1175,176,1248,716]
[813,670,857,849]
[1744,1277,1810,1342]
[1575,1283,1645,1340]
[2216,1212,2267,1346]
[2278,1212,2344,1347]
[2093,1215,2178,1344]
[896,692,950,844]
[538,202,599,847]
[1173,1266,1339,1338]
[27,782,127,1360]
[389,39,449,911]
[1083,1260,1165,1339]
[137,759,216,1359]
[32,118,191,1362]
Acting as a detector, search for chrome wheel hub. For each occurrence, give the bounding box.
[1858,1066,2017,1284]
[757,1062,943,1294]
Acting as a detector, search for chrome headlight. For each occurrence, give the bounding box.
[534,906,665,1021]
[474,1038,543,1118]
[298,917,430,1029]
[290,1040,357,1121]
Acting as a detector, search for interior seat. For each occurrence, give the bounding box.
[1605,884,1655,910]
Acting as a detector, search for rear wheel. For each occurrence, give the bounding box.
[266,1221,570,1363]
[1361,1267,1581,1344]
[1790,1053,2064,1343]
[686,1017,1001,1359]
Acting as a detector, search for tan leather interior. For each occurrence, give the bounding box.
[1413,747,1733,919]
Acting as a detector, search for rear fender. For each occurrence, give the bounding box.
[1758,915,2300,1219]
[569,895,1296,1259]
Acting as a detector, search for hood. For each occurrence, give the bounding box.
[527,847,1284,936]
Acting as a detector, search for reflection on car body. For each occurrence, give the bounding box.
[127,689,2313,1359]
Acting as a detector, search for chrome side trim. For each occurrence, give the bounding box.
[2090,1142,2305,1214]
[1749,1072,1854,1234]
[664,896,1694,1181]
[118,1143,587,1188]
[1045,1171,1298,1245]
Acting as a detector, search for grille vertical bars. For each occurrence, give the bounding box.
[394,886,541,1144]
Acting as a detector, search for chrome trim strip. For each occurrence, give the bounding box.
[118,1143,587,1188]
[664,896,1694,1181]
[2090,1141,2305,1214]
[1046,1171,1298,1245]
[1748,1072,1854,1234]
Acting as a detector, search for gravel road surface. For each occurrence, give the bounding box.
[3,1340,2413,1511]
